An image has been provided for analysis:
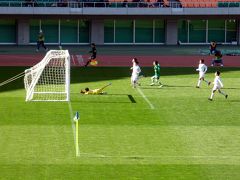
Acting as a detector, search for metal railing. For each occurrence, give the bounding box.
[0,1,239,8]
[0,1,167,8]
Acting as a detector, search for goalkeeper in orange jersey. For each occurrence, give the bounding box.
[80,83,112,95]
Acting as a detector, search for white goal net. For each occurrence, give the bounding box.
[24,50,70,101]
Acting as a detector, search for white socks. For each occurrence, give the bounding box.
[197,80,201,87]
[210,92,214,99]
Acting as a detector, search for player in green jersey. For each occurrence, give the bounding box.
[150,61,163,87]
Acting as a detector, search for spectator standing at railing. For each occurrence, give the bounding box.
[36,30,48,52]
[104,0,109,7]
[58,0,68,7]
[122,0,128,8]
[25,0,34,7]
[209,41,217,55]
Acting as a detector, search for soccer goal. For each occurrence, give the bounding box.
[24,50,70,102]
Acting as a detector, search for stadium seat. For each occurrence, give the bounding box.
[179,0,219,8]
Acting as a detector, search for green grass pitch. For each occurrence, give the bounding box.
[0,67,240,179]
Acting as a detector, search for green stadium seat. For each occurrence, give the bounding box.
[0,2,9,6]
[109,2,117,7]
[218,2,228,7]
[10,2,22,6]
[229,2,239,7]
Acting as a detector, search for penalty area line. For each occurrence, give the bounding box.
[68,101,80,157]
[136,88,155,110]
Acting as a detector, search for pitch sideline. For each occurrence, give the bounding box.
[137,87,155,110]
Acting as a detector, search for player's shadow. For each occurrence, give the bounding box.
[229,100,240,102]
[223,87,239,89]
[71,100,131,104]
[71,93,137,103]
[163,85,193,88]
[141,85,193,89]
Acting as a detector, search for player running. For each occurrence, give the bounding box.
[84,43,97,67]
[208,71,228,101]
[196,59,211,88]
[80,83,112,95]
[131,58,141,88]
[150,60,163,87]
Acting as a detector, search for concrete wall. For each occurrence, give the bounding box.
[17,19,29,45]
[10,16,240,45]
[165,19,178,45]
[91,19,104,45]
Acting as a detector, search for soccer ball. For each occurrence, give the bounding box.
[90,59,98,66]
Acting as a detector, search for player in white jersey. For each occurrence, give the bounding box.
[131,58,141,88]
[208,71,228,101]
[196,59,211,88]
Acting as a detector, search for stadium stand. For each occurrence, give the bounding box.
[178,0,240,8]
[179,0,217,8]
[1,0,240,8]
[0,0,173,8]
[105,0,167,8]
[0,0,239,45]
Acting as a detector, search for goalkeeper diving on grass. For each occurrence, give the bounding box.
[80,83,112,95]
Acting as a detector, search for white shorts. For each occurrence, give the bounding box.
[213,85,221,91]
[131,75,139,83]
[151,75,159,79]
[199,72,205,79]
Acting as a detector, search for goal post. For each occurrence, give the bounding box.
[24,50,70,102]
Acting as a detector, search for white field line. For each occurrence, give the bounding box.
[78,153,240,159]
[68,101,80,157]
[136,88,155,110]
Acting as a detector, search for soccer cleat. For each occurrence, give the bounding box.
[221,64,224,67]
[208,98,213,101]
[196,86,200,88]
[208,82,211,86]
[225,94,228,99]
[150,83,155,86]
[159,85,163,88]
[211,64,213,67]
